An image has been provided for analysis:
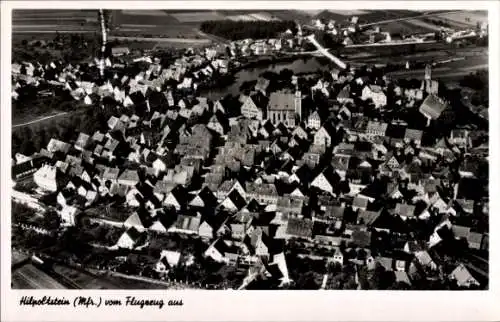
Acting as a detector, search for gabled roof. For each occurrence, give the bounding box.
[357,209,381,226]
[395,203,416,218]
[189,186,217,208]
[223,189,247,211]
[419,94,448,120]
[118,170,140,183]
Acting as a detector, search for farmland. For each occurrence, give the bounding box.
[12,10,100,34]
[435,11,488,28]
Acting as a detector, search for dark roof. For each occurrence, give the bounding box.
[385,123,406,140]
[286,218,313,238]
[169,185,189,207]
[194,186,218,208]
[352,230,372,248]
[226,189,247,210]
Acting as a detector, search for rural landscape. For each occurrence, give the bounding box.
[11,9,489,291]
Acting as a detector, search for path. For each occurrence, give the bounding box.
[13,112,68,128]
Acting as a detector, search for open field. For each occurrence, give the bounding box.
[405,19,444,32]
[12,264,67,289]
[171,11,227,22]
[110,35,211,44]
[381,20,438,34]
[436,11,488,28]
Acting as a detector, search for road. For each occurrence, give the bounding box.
[12,112,68,128]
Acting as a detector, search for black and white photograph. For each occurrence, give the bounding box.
[2,1,499,320]
[7,5,491,292]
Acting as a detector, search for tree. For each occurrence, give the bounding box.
[41,210,61,231]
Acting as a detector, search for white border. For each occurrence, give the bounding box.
[2,1,499,321]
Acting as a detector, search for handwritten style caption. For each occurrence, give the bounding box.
[20,296,183,309]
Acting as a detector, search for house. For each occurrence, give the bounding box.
[404,128,423,146]
[365,121,388,138]
[112,47,130,57]
[394,271,412,286]
[124,210,150,232]
[448,264,480,288]
[116,227,146,249]
[352,196,369,211]
[419,94,448,123]
[267,91,302,127]
[449,129,470,148]
[102,167,120,184]
[329,248,344,265]
[168,213,202,235]
[307,111,322,130]
[155,250,181,274]
[220,189,247,212]
[12,157,47,181]
[34,164,59,192]
[311,166,341,194]
[46,138,71,154]
[189,186,218,209]
[361,85,386,108]
[74,133,91,151]
[376,256,393,271]
[277,195,304,218]
[395,203,416,220]
[285,218,313,239]
[204,239,240,265]
[356,209,381,226]
[240,95,263,120]
[245,183,278,205]
[467,232,483,250]
[414,251,437,270]
[118,170,140,187]
[164,185,188,211]
[313,122,336,147]
[337,85,353,104]
[217,179,246,201]
[58,205,81,226]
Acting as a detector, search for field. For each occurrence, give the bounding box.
[171,11,227,22]
[12,10,100,34]
[435,11,488,28]
[225,12,281,22]
[381,20,438,34]
[50,263,169,289]
[405,19,444,32]
[12,264,66,289]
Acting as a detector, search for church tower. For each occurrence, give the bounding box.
[294,90,302,122]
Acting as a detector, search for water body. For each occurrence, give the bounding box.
[202,56,327,100]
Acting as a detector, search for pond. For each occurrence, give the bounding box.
[202,56,329,100]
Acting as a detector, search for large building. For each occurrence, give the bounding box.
[267,90,302,127]
[33,164,59,192]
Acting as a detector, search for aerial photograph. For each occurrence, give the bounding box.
[11,9,488,290]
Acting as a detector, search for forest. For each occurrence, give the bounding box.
[200,20,296,40]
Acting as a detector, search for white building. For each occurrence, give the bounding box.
[34,164,58,192]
